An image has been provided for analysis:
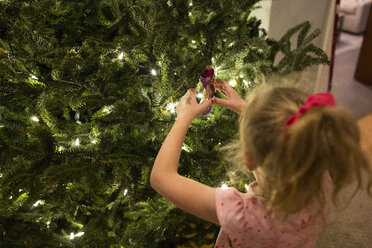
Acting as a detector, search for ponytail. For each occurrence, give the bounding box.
[264,106,371,216]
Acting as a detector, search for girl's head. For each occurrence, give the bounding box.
[239,84,371,216]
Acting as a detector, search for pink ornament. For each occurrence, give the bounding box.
[200,68,215,115]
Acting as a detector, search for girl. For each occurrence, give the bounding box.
[150,79,372,247]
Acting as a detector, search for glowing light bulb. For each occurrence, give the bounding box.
[245,184,249,192]
[191,40,196,44]
[118,52,124,60]
[189,2,193,6]
[69,232,75,240]
[240,74,244,78]
[211,57,215,63]
[31,116,39,122]
[91,139,97,144]
[74,138,80,147]
[123,189,128,196]
[75,232,85,237]
[166,102,177,113]
[33,200,41,207]
[229,80,237,87]
[243,79,249,86]
[31,74,38,80]
[221,183,228,189]
[151,69,157,76]
[182,144,190,152]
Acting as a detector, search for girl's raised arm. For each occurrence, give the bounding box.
[150,89,219,225]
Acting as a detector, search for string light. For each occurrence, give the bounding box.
[74,138,80,147]
[166,102,177,113]
[244,184,249,192]
[123,189,128,196]
[151,69,157,76]
[182,144,190,152]
[229,80,237,87]
[243,79,249,86]
[189,2,193,6]
[228,42,234,47]
[211,57,215,63]
[215,66,220,76]
[91,139,97,144]
[31,74,38,80]
[191,40,196,44]
[103,105,113,114]
[221,182,228,189]
[118,52,124,60]
[69,232,85,240]
[240,74,244,78]
[31,116,39,122]
[33,200,43,207]
[58,146,63,152]
[75,232,85,237]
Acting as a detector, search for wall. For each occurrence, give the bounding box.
[252,0,336,92]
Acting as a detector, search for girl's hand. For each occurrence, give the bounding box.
[214,79,246,114]
[177,88,212,122]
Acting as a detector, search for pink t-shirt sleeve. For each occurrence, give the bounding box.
[216,187,245,227]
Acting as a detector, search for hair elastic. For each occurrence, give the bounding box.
[285,93,336,126]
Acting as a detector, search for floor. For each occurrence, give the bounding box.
[316,31,372,248]
[332,32,372,119]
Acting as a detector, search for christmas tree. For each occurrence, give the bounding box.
[0,0,329,247]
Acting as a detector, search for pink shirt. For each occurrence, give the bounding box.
[215,173,332,248]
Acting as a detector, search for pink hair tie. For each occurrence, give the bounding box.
[285,93,336,126]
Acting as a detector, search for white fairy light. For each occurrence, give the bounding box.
[58,146,63,152]
[0,173,2,178]
[221,182,229,189]
[123,189,128,196]
[31,74,38,80]
[211,57,215,63]
[228,42,234,47]
[215,66,220,76]
[229,80,237,87]
[240,74,244,78]
[91,139,97,144]
[103,105,113,114]
[19,189,22,192]
[33,200,42,207]
[74,138,80,147]
[244,184,250,192]
[118,52,124,60]
[9,196,13,199]
[69,232,75,240]
[31,116,39,122]
[189,2,193,6]
[166,102,177,113]
[151,69,157,76]
[191,40,196,44]
[243,79,249,86]
[182,144,190,152]
[75,232,85,237]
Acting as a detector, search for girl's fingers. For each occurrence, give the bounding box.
[213,97,231,108]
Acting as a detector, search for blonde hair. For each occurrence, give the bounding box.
[238,83,372,216]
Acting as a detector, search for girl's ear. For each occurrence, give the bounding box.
[243,152,257,172]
